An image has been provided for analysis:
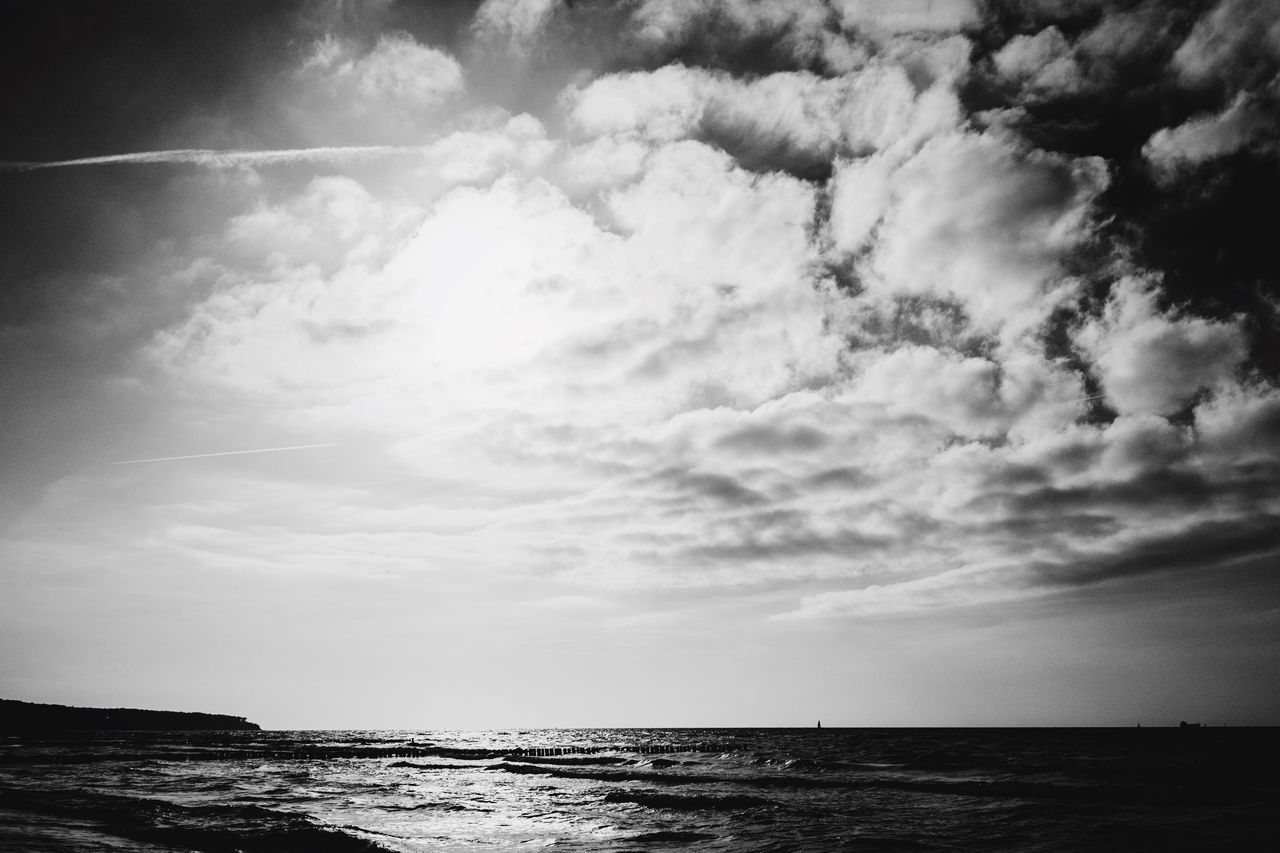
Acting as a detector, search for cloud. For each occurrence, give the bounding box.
[1076,277,1248,416]
[1195,382,1280,463]
[292,32,465,143]
[627,0,854,73]
[472,0,562,48]
[831,130,1108,335]
[99,11,1268,619]
[784,563,1032,619]
[566,59,962,180]
[5,0,1280,647]
[1144,93,1279,175]
[834,0,980,36]
[1171,0,1280,88]
[301,31,464,108]
[1072,0,1181,78]
[850,346,1005,438]
[991,26,1084,98]
[567,64,712,143]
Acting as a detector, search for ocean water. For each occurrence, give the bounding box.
[1,728,1276,852]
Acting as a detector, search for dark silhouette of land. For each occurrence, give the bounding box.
[0,698,260,732]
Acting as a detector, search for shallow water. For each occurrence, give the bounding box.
[1,728,1276,851]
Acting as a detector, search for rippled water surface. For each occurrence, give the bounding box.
[1,728,1276,851]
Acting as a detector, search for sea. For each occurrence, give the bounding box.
[0,728,1276,852]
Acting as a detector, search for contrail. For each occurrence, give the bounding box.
[1,146,425,171]
[114,443,339,465]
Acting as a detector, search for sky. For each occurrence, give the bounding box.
[1,0,1278,730]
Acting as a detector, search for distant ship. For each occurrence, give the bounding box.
[817,720,822,729]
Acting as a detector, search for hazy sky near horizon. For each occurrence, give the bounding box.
[2,0,1278,729]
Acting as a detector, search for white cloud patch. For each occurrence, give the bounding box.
[566,60,963,173]
[226,175,420,274]
[1171,0,1280,87]
[293,32,465,142]
[835,0,980,36]
[851,347,1010,439]
[784,563,1034,619]
[992,26,1084,98]
[472,0,561,46]
[1076,278,1249,416]
[832,131,1107,335]
[1144,93,1278,175]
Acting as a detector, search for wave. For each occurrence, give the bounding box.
[502,755,635,767]
[637,758,694,769]
[0,786,395,852]
[605,790,774,812]
[489,762,1170,804]
[381,801,490,813]
[490,761,836,789]
[626,830,718,842]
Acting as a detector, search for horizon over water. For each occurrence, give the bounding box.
[2,727,1277,851]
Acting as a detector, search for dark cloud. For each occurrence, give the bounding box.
[650,467,768,507]
[842,294,991,357]
[619,0,845,77]
[805,466,876,490]
[1036,512,1280,585]
[715,423,830,454]
[1005,468,1217,515]
[686,522,890,563]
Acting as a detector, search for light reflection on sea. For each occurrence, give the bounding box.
[1,728,1277,852]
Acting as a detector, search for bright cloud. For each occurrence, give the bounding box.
[1077,278,1248,416]
[832,131,1107,335]
[292,32,465,143]
[1144,93,1278,176]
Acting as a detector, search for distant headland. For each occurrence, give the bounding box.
[0,698,260,732]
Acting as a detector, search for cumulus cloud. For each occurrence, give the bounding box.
[302,32,464,107]
[1076,278,1249,416]
[1144,93,1278,175]
[293,32,465,142]
[1171,0,1280,88]
[835,0,980,36]
[992,26,1084,97]
[472,0,561,48]
[628,0,855,72]
[567,59,961,179]
[832,131,1107,335]
[225,174,420,274]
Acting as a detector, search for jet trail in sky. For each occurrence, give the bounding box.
[113,443,339,465]
[0,146,425,171]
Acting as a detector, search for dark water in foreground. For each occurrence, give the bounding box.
[1,728,1276,851]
